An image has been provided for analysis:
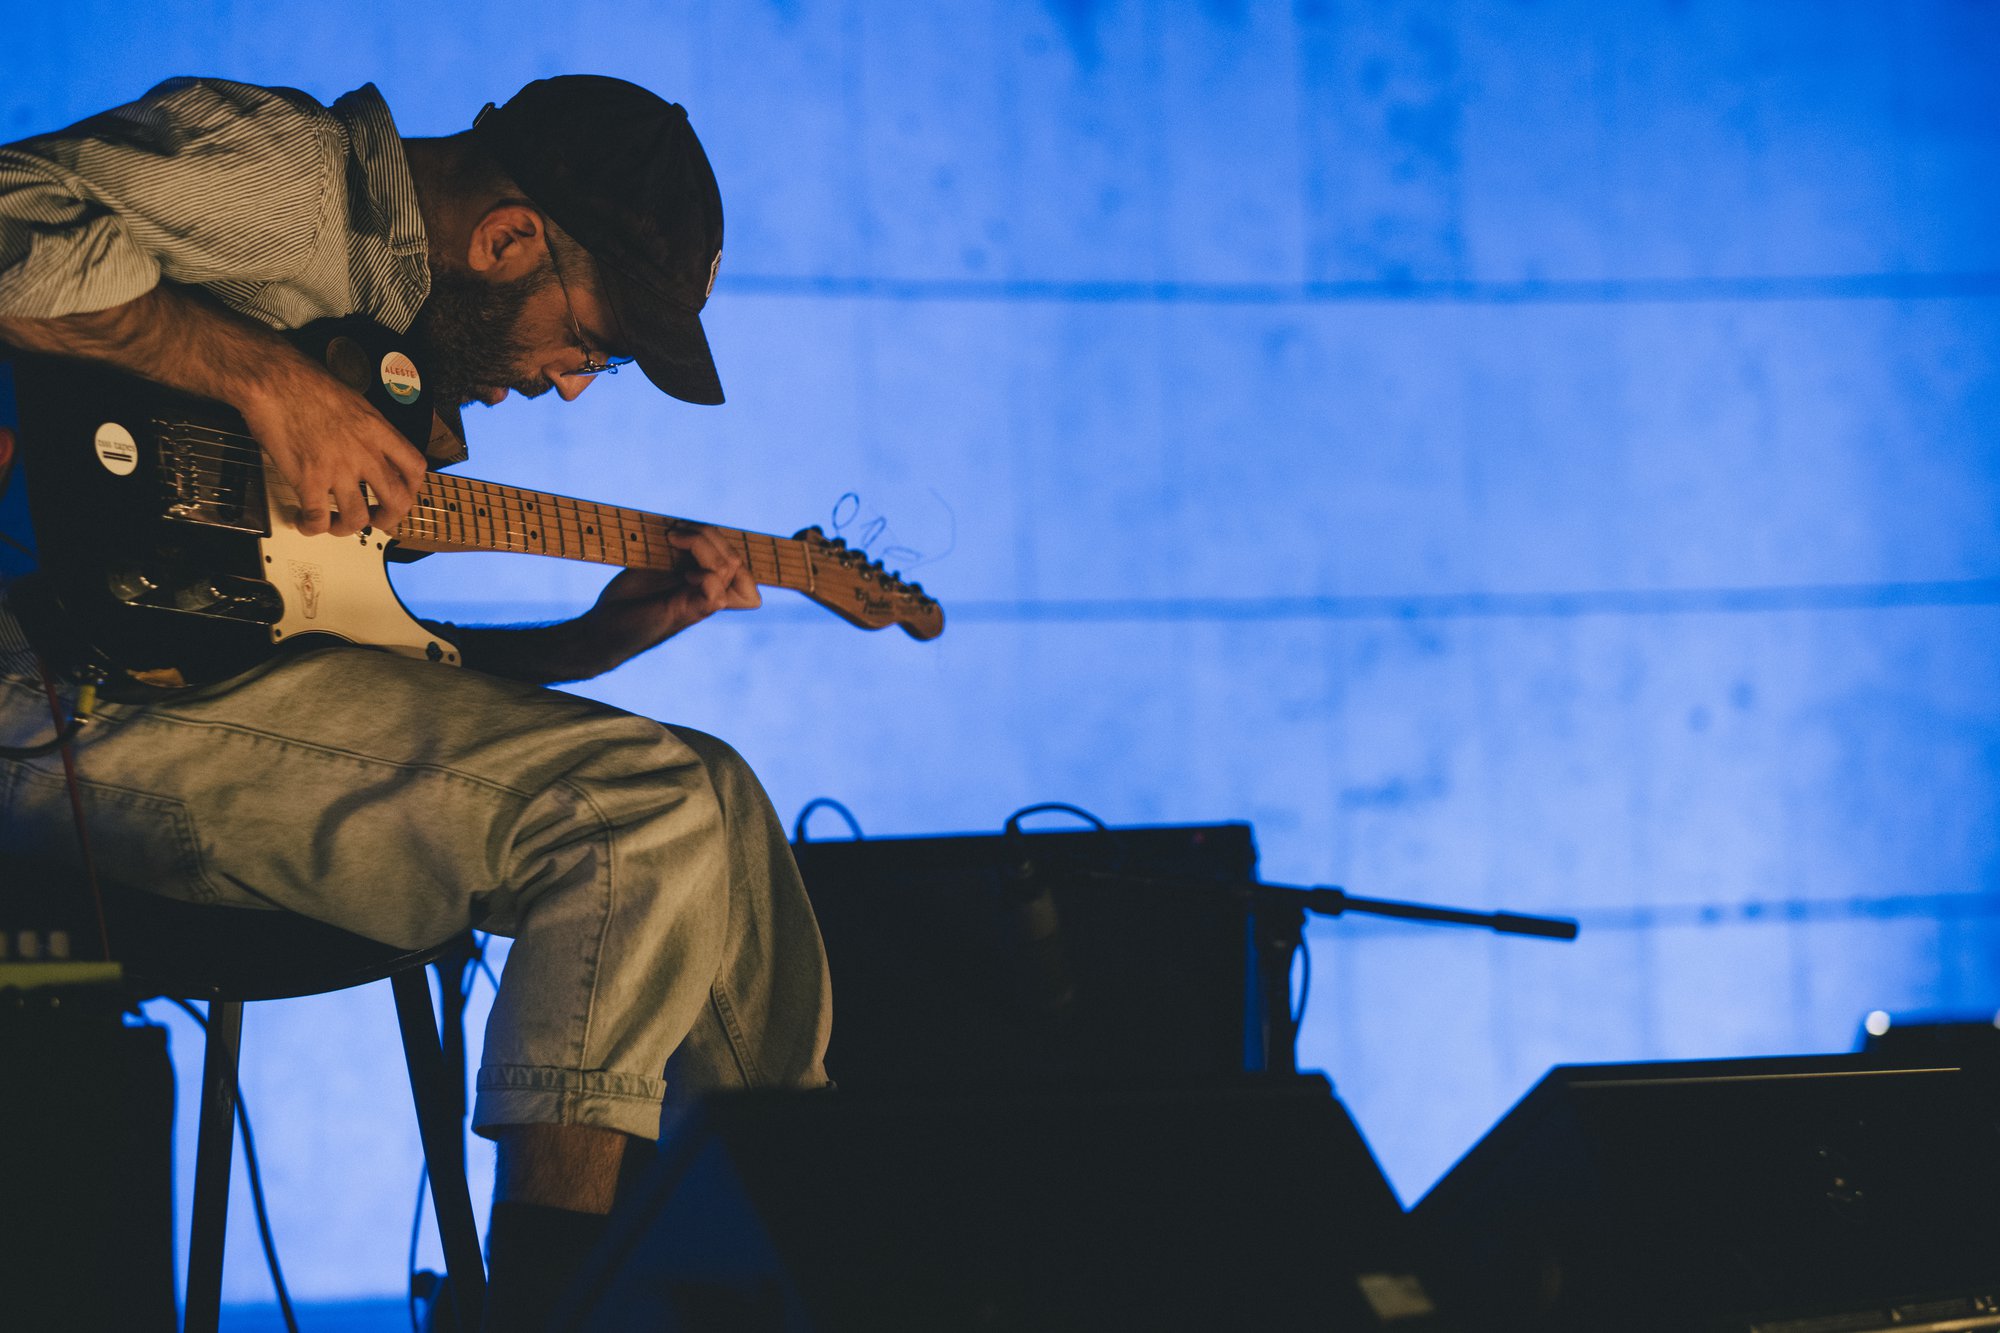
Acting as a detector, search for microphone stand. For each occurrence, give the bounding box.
[1079,869,1579,941]
[1262,882,1578,941]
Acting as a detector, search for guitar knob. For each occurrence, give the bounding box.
[174,581,225,611]
[107,567,160,603]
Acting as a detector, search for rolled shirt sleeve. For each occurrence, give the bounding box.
[0,77,341,319]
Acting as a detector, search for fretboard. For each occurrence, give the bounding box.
[391,472,815,591]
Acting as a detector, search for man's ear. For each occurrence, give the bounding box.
[465,202,546,281]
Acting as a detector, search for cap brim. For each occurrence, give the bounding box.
[605,278,724,406]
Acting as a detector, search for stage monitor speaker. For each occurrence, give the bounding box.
[562,1075,1449,1333]
[1862,1012,2000,1066]
[791,822,1301,1088]
[1412,1054,2000,1333]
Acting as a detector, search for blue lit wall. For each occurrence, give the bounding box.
[6,0,1999,1306]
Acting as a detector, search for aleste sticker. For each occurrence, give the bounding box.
[93,422,138,476]
[380,351,422,405]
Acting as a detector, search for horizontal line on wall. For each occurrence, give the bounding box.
[420,577,2000,631]
[1570,890,2000,932]
[937,577,2000,625]
[722,270,2000,307]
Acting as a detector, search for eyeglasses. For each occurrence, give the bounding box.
[547,239,634,380]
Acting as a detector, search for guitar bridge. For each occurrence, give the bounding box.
[156,419,268,533]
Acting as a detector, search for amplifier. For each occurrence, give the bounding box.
[791,822,1301,1086]
[1412,1054,2000,1332]
[1,972,176,1332]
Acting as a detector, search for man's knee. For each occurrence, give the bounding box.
[664,724,766,810]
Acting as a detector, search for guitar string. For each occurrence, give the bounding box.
[152,431,882,598]
[413,476,818,586]
[150,435,860,594]
[156,434,813,573]
[152,433,831,589]
[158,427,818,586]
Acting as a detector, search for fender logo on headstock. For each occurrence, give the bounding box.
[851,589,899,617]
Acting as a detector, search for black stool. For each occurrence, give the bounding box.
[94,880,490,1332]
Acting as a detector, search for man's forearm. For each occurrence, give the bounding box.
[434,590,707,686]
[0,283,430,538]
[0,283,313,409]
[432,620,625,687]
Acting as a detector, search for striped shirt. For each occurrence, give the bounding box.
[0,79,439,677]
[0,77,430,334]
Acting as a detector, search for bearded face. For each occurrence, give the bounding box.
[408,262,557,407]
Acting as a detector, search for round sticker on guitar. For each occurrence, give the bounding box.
[93,422,138,476]
[379,351,422,405]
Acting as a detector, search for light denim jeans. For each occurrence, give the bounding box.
[0,611,832,1141]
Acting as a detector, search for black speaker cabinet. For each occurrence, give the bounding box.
[790,823,1302,1087]
[564,1075,1450,1333]
[0,985,176,1332]
[1412,1054,2000,1333]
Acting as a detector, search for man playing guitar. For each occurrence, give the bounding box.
[0,74,834,1329]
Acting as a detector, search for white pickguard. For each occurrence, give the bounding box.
[259,477,459,666]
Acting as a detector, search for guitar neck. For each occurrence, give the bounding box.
[390,472,815,592]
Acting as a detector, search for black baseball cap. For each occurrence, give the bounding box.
[471,75,726,405]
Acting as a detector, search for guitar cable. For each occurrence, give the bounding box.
[31,655,110,962]
[0,667,93,760]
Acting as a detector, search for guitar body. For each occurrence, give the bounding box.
[10,320,459,691]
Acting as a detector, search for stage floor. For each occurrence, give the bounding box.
[220,1302,406,1332]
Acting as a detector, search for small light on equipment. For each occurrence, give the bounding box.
[1864,1010,1892,1038]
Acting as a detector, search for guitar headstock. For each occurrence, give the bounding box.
[793,527,945,640]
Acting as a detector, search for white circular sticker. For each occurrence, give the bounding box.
[380,351,422,405]
[93,422,138,476]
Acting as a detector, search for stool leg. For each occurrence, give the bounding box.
[185,998,243,1333]
[432,940,476,1178]
[393,967,487,1332]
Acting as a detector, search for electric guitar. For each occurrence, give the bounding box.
[7,319,943,692]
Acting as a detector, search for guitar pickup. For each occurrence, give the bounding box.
[157,420,269,534]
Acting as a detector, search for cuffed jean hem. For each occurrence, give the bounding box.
[472,1065,671,1142]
